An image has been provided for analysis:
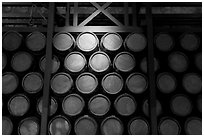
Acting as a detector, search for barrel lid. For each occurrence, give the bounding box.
[125,32,147,52]
[155,33,174,51]
[39,55,60,73]
[8,94,30,116]
[101,32,123,51]
[26,31,46,51]
[185,117,202,135]
[182,73,201,94]
[74,115,97,135]
[62,94,84,116]
[2,53,7,70]
[88,94,110,116]
[3,72,18,94]
[18,117,39,135]
[53,32,75,51]
[2,116,13,135]
[180,33,200,51]
[195,52,202,71]
[89,51,111,73]
[114,52,135,72]
[126,73,148,94]
[102,72,123,94]
[3,30,22,51]
[128,117,149,135]
[77,32,98,52]
[64,51,86,73]
[22,72,43,94]
[143,99,162,117]
[140,57,159,73]
[11,52,33,72]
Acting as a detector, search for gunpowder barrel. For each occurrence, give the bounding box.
[155,33,174,51]
[180,33,200,51]
[2,116,13,135]
[18,117,39,135]
[128,117,149,135]
[3,31,22,51]
[185,117,202,135]
[3,72,18,94]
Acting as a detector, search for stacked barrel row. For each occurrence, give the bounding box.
[154,32,202,135]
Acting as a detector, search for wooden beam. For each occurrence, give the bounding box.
[132,3,137,26]
[124,2,129,26]
[73,2,78,26]
[65,2,70,26]
[2,26,47,32]
[40,2,55,135]
[145,3,157,135]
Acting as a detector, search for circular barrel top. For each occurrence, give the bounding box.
[180,33,200,51]
[49,116,71,135]
[76,72,98,94]
[155,33,174,51]
[77,32,98,52]
[11,52,32,72]
[51,73,73,94]
[126,73,148,94]
[62,94,84,116]
[2,116,13,135]
[37,97,58,116]
[3,72,18,94]
[18,117,39,135]
[195,52,202,71]
[114,52,135,72]
[185,117,202,135]
[3,31,22,51]
[143,99,162,117]
[125,33,147,52]
[22,72,43,94]
[74,116,97,135]
[64,52,86,73]
[102,72,123,94]
[101,32,123,51]
[114,94,136,116]
[168,52,188,72]
[101,116,123,135]
[182,73,201,94]
[2,53,7,70]
[159,117,180,135]
[157,72,176,94]
[8,94,30,116]
[128,118,149,135]
[26,31,46,51]
[53,32,75,51]
[140,57,159,73]
[88,94,110,116]
[40,55,60,74]
[170,94,192,117]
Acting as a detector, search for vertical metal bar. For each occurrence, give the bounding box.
[124,2,129,26]
[73,2,78,26]
[145,3,157,135]
[132,3,137,26]
[66,2,70,26]
[40,2,55,135]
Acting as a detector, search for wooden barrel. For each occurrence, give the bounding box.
[126,73,148,94]
[74,115,97,135]
[51,72,73,94]
[180,33,200,51]
[62,94,85,116]
[170,94,192,116]
[185,117,202,135]
[140,57,159,73]
[157,72,176,94]
[89,51,111,73]
[195,52,202,71]
[128,117,149,135]
[22,72,43,94]
[2,116,13,135]
[168,52,188,72]
[8,94,30,116]
[197,94,202,113]
[39,55,60,74]
[2,53,7,70]
[37,96,58,116]
[3,72,18,94]
[182,73,201,94]
[114,52,135,72]
[155,33,174,51]
[88,94,110,116]
[18,117,39,135]
[101,116,123,135]
[100,32,123,51]
[158,117,180,135]
[26,31,46,51]
[124,32,147,52]
[3,31,22,51]
[102,72,123,94]
[53,32,75,51]
[64,51,86,73]
[143,99,162,117]
[49,115,71,135]
[11,52,33,72]
[76,32,99,52]
[114,94,136,116]
[76,72,98,94]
